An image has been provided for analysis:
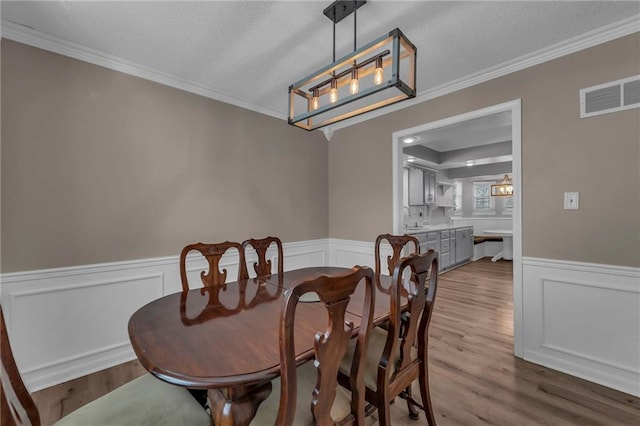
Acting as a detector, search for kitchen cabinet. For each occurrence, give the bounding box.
[455,228,471,264]
[439,230,450,270]
[424,169,436,204]
[410,226,472,272]
[407,166,437,206]
[408,167,424,206]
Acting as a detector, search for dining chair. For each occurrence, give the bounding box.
[180,241,246,291]
[250,265,375,426]
[0,306,211,426]
[339,250,439,426]
[241,236,284,279]
[374,233,419,291]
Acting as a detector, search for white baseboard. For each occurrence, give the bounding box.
[523,257,640,397]
[0,239,329,392]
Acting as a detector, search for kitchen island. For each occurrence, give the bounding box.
[404,225,474,272]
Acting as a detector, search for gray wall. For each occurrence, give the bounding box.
[329,34,640,267]
[1,40,329,272]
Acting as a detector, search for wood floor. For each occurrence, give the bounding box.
[32,258,640,425]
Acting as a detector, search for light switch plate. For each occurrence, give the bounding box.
[564,192,579,210]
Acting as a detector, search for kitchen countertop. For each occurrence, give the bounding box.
[403,224,471,234]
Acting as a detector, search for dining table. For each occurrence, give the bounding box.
[128,266,400,426]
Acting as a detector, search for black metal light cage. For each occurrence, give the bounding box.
[491,175,514,196]
[288,28,417,131]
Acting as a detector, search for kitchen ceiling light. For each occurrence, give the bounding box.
[403,136,418,144]
[491,175,514,196]
[288,0,417,131]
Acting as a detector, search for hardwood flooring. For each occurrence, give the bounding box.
[32,258,640,425]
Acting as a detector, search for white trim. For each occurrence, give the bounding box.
[522,256,640,278]
[523,257,640,397]
[392,99,523,357]
[2,15,638,133]
[0,21,284,121]
[580,74,640,118]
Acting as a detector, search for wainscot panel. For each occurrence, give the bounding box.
[523,257,640,397]
[0,239,329,391]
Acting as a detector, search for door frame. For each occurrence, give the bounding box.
[391,99,523,357]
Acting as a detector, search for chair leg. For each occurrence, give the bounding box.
[377,395,392,426]
[405,385,420,420]
[419,364,437,426]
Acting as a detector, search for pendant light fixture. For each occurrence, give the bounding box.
[288,0,417,131]
[491,175,514,196]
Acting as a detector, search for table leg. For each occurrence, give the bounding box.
[491,251,503,262]
[208,381,272,426]
[502,236,513,260]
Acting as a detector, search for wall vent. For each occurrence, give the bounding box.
[580,75,640,118]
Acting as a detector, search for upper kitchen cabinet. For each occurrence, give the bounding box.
[408,166,437,206]
[424,169,436,204]
[408,167,424,206]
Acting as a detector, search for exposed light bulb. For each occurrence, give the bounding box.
[330,79,338,103]
[374,57,384,85]
[311,89,319,110]
[349,68,359,95]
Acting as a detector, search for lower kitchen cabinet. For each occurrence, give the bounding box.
[414,226,473,273]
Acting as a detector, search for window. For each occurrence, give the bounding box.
[473,181,494,213]
[453,181,462,213]
[505,196,514,210]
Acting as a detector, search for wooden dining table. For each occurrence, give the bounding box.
[128,266,399,426]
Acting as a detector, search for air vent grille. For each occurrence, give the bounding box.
[580,75,640,118]
[623,80,640,106]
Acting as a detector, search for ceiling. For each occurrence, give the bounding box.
[2,1,638,131]
[402,110,513,170]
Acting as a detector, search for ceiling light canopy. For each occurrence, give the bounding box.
[491,174,514,196]
[288,0,417,131]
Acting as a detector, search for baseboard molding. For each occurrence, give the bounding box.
[0,239,330,392]
[522,257,640,397]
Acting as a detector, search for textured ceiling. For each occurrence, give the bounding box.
[2,1,639,126]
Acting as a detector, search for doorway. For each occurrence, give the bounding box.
[391,100,523,357]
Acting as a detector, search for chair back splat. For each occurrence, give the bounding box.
[179,241,246,291]
[374,233,419,279]
[241,236,284,279]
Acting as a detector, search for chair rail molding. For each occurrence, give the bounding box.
[522,256,640,397]
[0,239,330,392]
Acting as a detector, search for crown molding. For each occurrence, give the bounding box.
[0,21,286,121]
[1,15,638,134]
[324,14,640,135]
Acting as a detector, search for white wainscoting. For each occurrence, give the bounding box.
[0,239,329,392]
[5,241,638,398]
[523,257,640,397]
